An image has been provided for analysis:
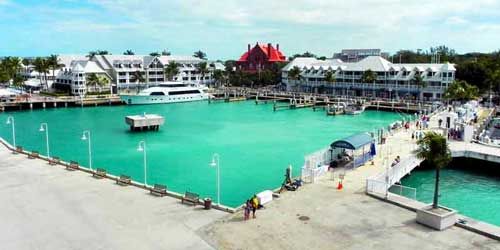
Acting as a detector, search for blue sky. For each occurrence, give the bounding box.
[1,0,500,60]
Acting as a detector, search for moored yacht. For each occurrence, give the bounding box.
[119,82,209,105]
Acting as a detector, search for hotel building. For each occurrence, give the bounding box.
[282,56,455,101]
[49,54,223,95]
[91,55,223,94]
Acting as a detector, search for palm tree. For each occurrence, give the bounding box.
[33,57,50,90]
[96,50,110,55]
[123,50,135,55]
[48,54,62,86]
[361,69,377,97]
[213,69,225,87]
[443,80,479,102]
[412,74,426,101]
[416,132,452,209]
[0,57,23,88]
[196,62,209,85]
[131,70,145,92]
[87,51,97,58]
[324,70,336,95]
[86,73,99,93]
[288,66,302,91]
[164,62,180,81]
[193,50,207,60]
[97,76,110,92]
[149,52,160,57]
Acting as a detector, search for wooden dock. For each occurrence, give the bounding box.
[125,114,165,131]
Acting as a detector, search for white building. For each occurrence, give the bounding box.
[54,60,112,96]
[282,56,456,101]
[92,55,223,94]
[17,55,88,90]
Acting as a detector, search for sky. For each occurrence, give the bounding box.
[1,0,500,60]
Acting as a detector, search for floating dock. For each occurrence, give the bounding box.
[125,114,164,131]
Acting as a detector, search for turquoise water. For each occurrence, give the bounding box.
[401,169,500,226]
[0,101,403,207]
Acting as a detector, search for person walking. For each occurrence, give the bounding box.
[251,195,259,219]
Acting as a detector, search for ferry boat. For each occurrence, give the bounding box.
[119,82,209,105]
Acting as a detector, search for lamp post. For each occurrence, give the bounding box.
[39,123,50,158]
[210,153,220,206]
[137,140,147,186]
[6,116,15,148]
[81,130,92,170]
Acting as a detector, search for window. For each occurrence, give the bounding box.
[150,92,165,96]
[190,77,196,80]
[168,90,201,95]
[119,79,126,83]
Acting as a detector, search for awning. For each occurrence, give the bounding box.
[330,133,374,150]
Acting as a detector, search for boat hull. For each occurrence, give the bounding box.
[120,93,209,105]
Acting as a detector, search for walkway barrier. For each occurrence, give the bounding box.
[366,179,388,196]
[388,184,417,200]
[301,147,332,183]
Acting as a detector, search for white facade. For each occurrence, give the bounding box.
[54,60,111,96]
[282,56,456,101]
[92,55,223,94]
[17,64,59,89]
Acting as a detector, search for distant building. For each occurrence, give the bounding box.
[282,56,455,101]
[55,60,112,95]
[236,43,287,72]
[333,49,389,62]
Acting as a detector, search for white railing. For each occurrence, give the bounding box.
[301,147,332,183]
[388,184,417,200]
[366,179,389,196]
[366,154,422,196]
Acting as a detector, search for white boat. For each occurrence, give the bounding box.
[345,105,365,115]
[119,82,209,105]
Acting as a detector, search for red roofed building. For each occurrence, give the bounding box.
[236,43,287,72]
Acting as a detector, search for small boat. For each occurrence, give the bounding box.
[345,105,365,115]
[119,82,209,105]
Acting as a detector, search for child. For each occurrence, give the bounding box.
[244,200,251,220]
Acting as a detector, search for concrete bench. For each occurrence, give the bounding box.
[182,191,199,206]
[66,161,79,171]
[28,151,39,159]
[116,175,131,186]
[150,184,167,197]
[49,157,60,165]
[93,168,106,179]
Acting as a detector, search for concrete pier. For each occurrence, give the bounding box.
[125,114,164,131]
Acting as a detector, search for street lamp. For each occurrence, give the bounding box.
[210,153,221,206]
[6,116,15,148]
[39,123,50,158]
[81,130,92,170]
[137,140,147,186]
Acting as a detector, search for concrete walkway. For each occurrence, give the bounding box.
[202,173,499,250]
[0,146,225,250]
[202,109,500,250]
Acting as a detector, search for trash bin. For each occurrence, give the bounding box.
[204,198,212,210]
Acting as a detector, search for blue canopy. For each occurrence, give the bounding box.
[330,133,374,150]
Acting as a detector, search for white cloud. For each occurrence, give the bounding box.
[445,16,468,25]
[4,0,500,58]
